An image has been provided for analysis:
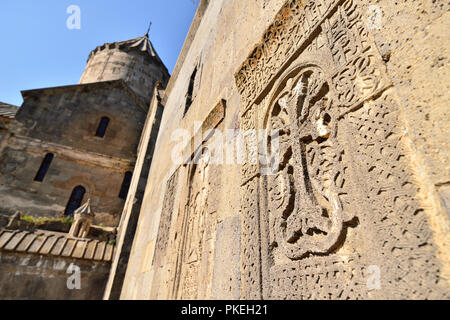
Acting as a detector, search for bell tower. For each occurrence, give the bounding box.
[79,34,170,105]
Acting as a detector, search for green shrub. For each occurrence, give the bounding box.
[20,215,74,226]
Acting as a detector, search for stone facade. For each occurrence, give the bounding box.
[0,102,18,144]
[103,83,166,299]
[0,226,115,300]
[1,0,449,300]
[0,81,146,227]
[0,252,111,300]
[0,34,169,299]
[118,0,450,300]
[0,35,169,228]
[80,35,170,106]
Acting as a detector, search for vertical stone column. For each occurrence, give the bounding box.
[239,106,263,300]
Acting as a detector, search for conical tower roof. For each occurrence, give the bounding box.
[87,34,164,66]
[74,198,95,217]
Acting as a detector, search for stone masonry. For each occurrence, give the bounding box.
[118,0,450,300]
[1,0,449,300]
[0,33,169,299]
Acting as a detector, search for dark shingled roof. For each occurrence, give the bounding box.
[0,102,19,119]
[0,228,115,262]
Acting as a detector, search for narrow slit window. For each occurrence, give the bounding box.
[65,186,86,216]
[34,153,54,182]
[119,171,132,200]
[184,67,197,115]
[95,117,110,138]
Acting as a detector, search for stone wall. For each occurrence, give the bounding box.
[119,0,287,300]
[0,103,18,145]
[120,0,450,299]
[16,81,147,159]
[0,251,110,300]
[0,142,129,226]
[0,81,146,227]
[80,47,170,106]
[0,118,8,144]
[104,85,166,299]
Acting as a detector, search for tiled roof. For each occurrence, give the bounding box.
[0,228,115,262]
[0,102,19,119]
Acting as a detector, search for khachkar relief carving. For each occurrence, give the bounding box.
[267,66,356,260]
[235,0,344,111]
[176,151,217,300]
[235,0,390,114]
[343,93,447,299]
[263,64,365,300]
[324,0,390,112]
[237,0,447,300]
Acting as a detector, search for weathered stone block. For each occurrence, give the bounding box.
[212,214,241,300]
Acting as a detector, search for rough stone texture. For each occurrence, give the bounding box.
[0,214,9,228]
[0,81,147,227]
[16,81,147,159]
[0,251,110,300]
[0,33,169,299]
[103,85,166,300]
[439,186,450,219]
[0,102,18,145]
[383,6,450,186]
[119,0,450,300]
[80,35,170,106]
[211,214,241,300]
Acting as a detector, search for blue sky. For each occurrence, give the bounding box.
[0,0,198,106]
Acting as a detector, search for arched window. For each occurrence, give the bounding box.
[95,117,110,138]
[118,171,132,200]
[184,67,197,115]
[65,186,86,216]
[34,153,54,182]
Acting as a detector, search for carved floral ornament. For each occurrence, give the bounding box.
[235,0,390,262]
[264,64,355,260]
[232,0,444,300]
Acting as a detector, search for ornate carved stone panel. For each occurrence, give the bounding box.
[324,0,390,113]
[240,177,262,299]
[240,107,259,186]
[236,0,447,299]
[171,150,218,300]
[270,255,367,299]
[158,101,226,300]
[235,0,345,112]
[342,92,445,299]
[266,65,357,260]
